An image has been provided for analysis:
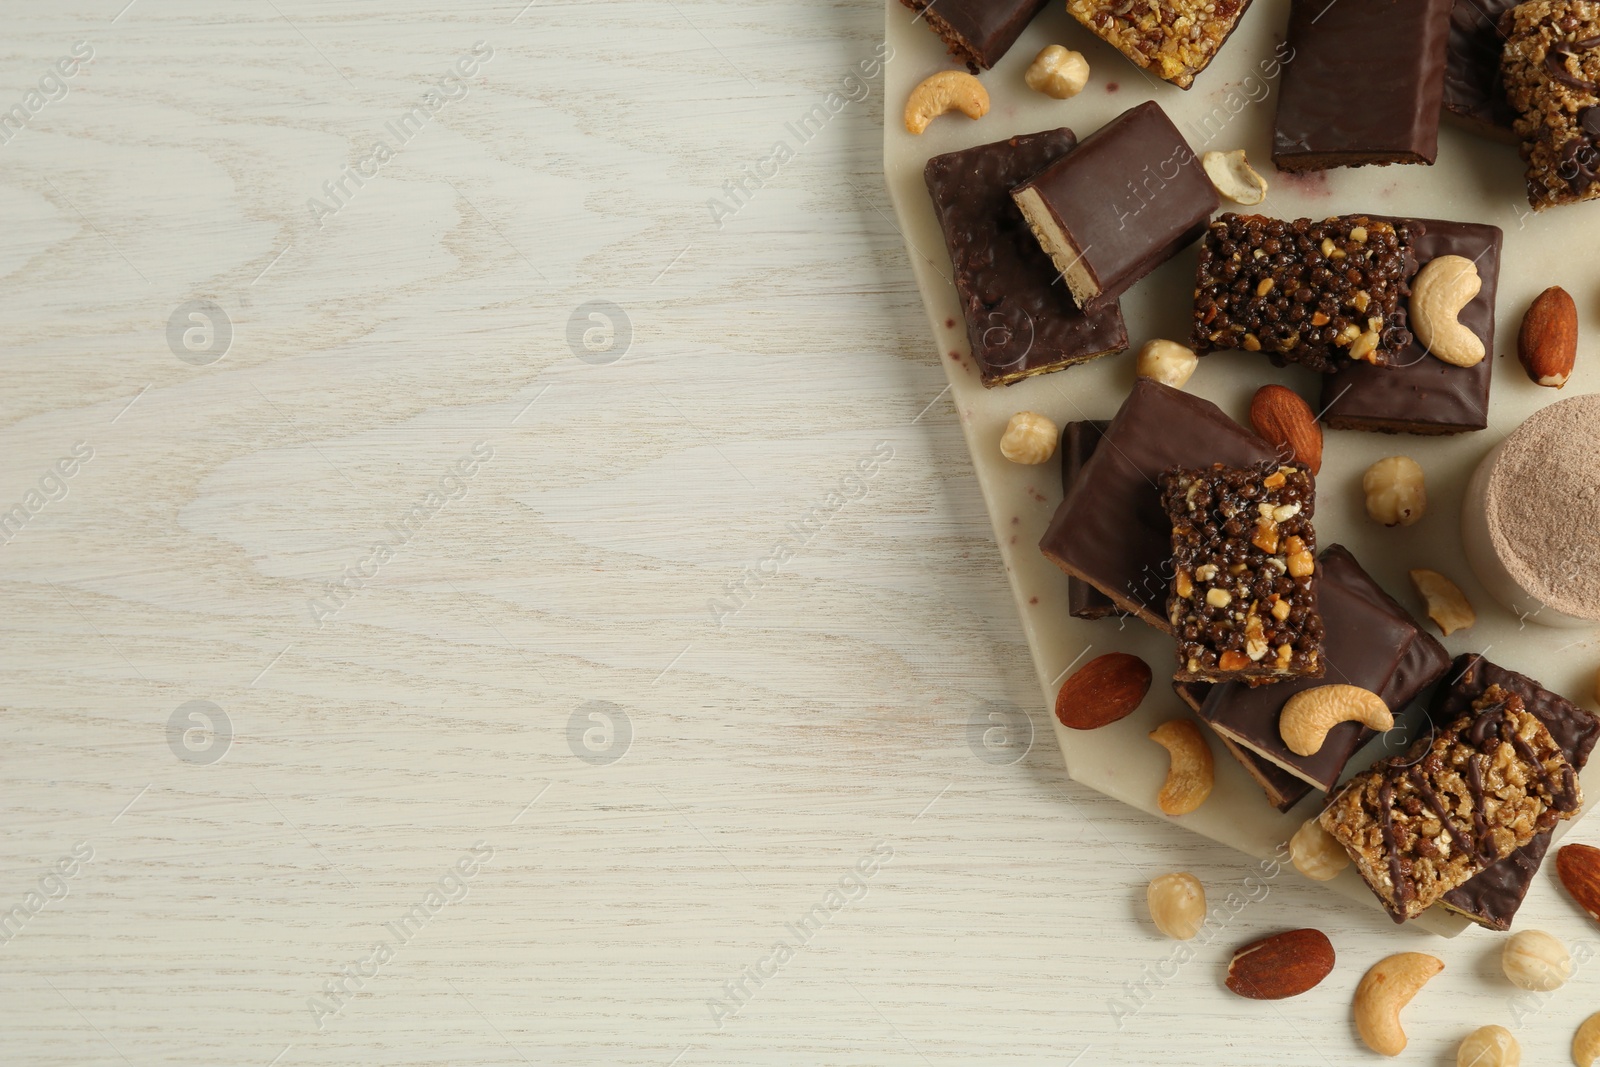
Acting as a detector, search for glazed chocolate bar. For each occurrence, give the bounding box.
[1060,421,1125,619]
[899,0,1051,71]
[1199,545,1448,792]
[1321,685,1582,922]
[1013,102,1217,312]
[1192,214,1418,372]
[1322,217,1501,435]
[1040,378,1279,631]
[1223,733,1316,812]
[1162,462,1323,684]
[1431,654,1600,929]
[1173,680,1314,812]
[1501,0,1600,209]
[1273,0,1454,170]
[1444,0,1520,139]
[924,131,1129,386]
[1064,0,1254,89]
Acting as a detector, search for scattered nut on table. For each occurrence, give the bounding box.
[1146,872,1206,940]
[903,70,990,135]
[1362,456,1426,526]
[1200,149,1268,206]
[1249,385,1322,474]
[999,411,1058,464]
[1575,1012,1600,1067]
[1289,818,1349,881]
[1279,684,1393,757]
[1353,952,1444,1057]
[1135,338,1198,389]
[1502,928,1572,991]
[1226,929,1335,1000]
[1024,45,1089,98]
[1409,255,1485,368]
[1410,569,1476,636]
[1518,284,1578,388]
[1148,718,1214,815]
[1054,652,1151,730]
[1456,1025,1520,1067]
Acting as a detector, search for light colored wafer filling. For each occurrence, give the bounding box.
[1485,393,1600,622]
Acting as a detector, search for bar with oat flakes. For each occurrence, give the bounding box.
[1319,684,1582,922]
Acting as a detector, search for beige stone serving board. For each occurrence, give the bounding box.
[883,0,1600,936]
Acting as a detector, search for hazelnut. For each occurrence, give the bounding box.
[1501,929,1572,991]
[1362,456,1426,526]
[1289,818,1349,881]
[1457,1025,1520,1067]
[1024,45,1090,99]
[1135,339,1199,389]
[1146,872,1205,940]
[999,411,1058,465]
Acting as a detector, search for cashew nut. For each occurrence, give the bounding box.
[1353,952,1443,1057]
[1410,569,1476,636]
[1279,684,1393,757]
[1201,149,1268,206]
[1136,338,1199,389]
[1024,45,1089,98]
[904,70,990,135]
[1575,1012,1600,1067]
[1149,718,1214,815]
[1457,1025,1520,1067]
[1410,255,1485,367]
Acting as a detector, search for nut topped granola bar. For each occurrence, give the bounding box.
[1193,214,1419,372]
[1501,0,1600,208]
[1066,0,1254,89]
[1320,685,1582,922]
[1161,461,1324,684]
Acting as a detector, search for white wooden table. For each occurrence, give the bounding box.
[1,2,1593,1064]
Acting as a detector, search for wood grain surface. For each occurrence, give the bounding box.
[1,1,1595,1064]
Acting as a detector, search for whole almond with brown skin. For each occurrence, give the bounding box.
[1055,652,1151,730]
[1518,285,1577,388]
[1225,928,1336,1000]
[1249,385,1323,474]
[1557,843,1600,924]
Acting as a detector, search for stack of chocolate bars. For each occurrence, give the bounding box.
[1044,377,1595,927]
[903,0,1600,209]
[905,0,1600,928]
[923,101,1216,387]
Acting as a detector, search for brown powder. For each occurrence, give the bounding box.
[1485,393,1600,621]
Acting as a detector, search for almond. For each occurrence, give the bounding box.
[1225,928,1336,1000]
[1557,843,1600,924]
[1518,285,1578,388]
[1055,652,1151,730]
[1249,385,1323,474]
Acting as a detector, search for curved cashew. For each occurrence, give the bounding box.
[1410,255,1485,367]
[904,70,990,135]
[1024,45,1089,99]
[1354,952,1443,1057]
[1279,684,1393,757]
[1575,1012,1600,1067]
[1201,149,1268,206]
[1149,719,1213,815]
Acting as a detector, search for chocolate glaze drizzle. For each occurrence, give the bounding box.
[1365,687,1579,920]
[1545,35,1600,90]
